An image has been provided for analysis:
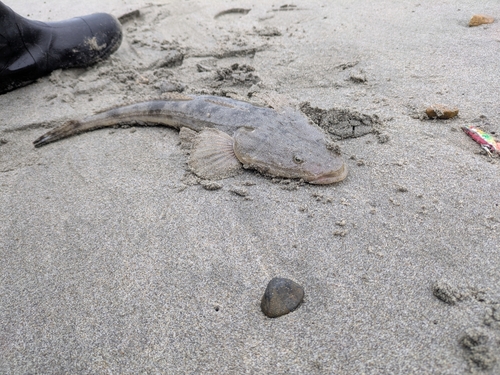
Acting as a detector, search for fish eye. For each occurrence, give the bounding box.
[293,155,304,164]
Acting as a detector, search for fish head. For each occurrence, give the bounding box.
[232,121,347,184]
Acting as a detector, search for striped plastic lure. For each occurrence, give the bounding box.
[462,125,500,156]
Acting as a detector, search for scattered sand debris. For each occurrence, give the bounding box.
[333,229,348,237]
[349,71,367,83]
[254,26,282,37]
[214,8,251,19]
[118,9,141,24]
[215,64,260,85]
[196,63,212,72]
[300,102,381,140]
[151,50,184,69]
[229,186,249,197]
[200,181,223,190]
[432,279,462,305]
[460,327,497,371]
[484,303,500,329]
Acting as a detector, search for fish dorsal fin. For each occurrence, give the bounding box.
[188,128,242,180]
[92,93,193,114]
[254,91,295,112]
[160,92,194,101]
[203,98,238,109]
[254,91,307,126]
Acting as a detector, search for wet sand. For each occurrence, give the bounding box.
[1,1,499,373]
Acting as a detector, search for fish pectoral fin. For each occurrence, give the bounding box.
[179,127,197,150]
[188,128,242,180]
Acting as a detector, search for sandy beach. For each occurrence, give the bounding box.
[1,1,499,373]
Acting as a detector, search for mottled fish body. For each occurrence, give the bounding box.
[33,94,347,184]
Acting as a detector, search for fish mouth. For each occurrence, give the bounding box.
[308,163,348,184]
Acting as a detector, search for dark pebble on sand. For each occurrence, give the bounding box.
[261,277,304,318]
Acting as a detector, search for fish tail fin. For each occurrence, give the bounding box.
[33,119,83,147]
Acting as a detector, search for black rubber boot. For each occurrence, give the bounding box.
[0,2,122,94]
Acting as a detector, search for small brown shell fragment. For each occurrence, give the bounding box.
[469,14,495,27]
[425,104,459,119]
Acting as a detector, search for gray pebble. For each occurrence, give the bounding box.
[261,277,304,318]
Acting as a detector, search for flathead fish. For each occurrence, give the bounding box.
[33,94,347,184]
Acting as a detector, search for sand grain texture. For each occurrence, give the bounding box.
[1,1,499,374]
